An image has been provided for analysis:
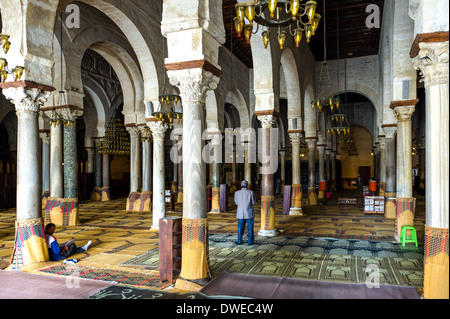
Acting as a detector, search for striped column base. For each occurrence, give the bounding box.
[9,218,49,270]
[42,190,50,207]
[209,187,220,213]
[91,187,102,201]
[307,187,317,205]
[44,197,80,226]
[101,186,111,201]
[126,192,152,212]
[259,195,277,236]
[424,226,449,299]
[177,186,183,203]
[384,192,396,219]
[395,197,416,239]
[379,182,385,197]
[179,218,211,281]
[289,184,302,215]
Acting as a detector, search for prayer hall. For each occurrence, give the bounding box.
[0,0,448,302]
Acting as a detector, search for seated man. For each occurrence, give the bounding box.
[45,223,91,261]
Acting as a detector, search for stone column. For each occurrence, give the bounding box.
[148,120,169,230]
[258,114,277,236]
[279,150,286,188]
[244,143,252,187]
[317,144,326,199]
[378,136,386,196]
[40,131,51,195]
[49,118,63,198]
[289,132,302,215]
[382,125,397,219]
[326,149,331,191]
[412,39,449,299]
[168,68,220,285]
[177,135,183,203]
[91,138,103,201]
[392,101,417,240]
[209,133,222,214]
[101,153,111,201]
[1,84,53,269]
[62,118,77,199]
[127,126,142,193]
[306,138,317,205]
[86,147,95,173]
[331,151,337,192]
[141,127,152,193]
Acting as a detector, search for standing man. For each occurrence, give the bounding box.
[234,180,256,245]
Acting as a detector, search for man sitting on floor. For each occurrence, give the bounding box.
[234,180,256,245]
[44,223,91,261]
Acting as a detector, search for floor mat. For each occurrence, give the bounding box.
[199,271,420,299]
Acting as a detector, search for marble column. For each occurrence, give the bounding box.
[63,119,77,199]
[148,120,169,230]
[317,144,326,199]
[50,119,63,198]
[279,150,286,188]
[382,125,397,219]
[40,131,51,195]
[326,149,331,191]
[306,138,317,205]
[331,151,337,192]
[412,39,449,299]
[101,153,111,201]
[209,133,222,214]
[378,136,386,196]
[258,115,277,236]
[1,84,53,269]
[177,135,183,203]
[168,68,220,284]
[141,127,152,193]
[127,126,142,193]
[244,143,252,187]
[91,138,103,201]
[86,147,95,174]
[289,132,302,215]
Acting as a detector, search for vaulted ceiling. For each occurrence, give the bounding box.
[222,0,384,68]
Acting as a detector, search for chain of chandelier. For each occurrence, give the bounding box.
[233,0,320,50]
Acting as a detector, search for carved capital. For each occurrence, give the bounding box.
[257,115,275,129]
[306,138,317,149]
[289,132,302,146]
[382,125,397,139]
[148,121,169,140]
[394,105,415,122]
[126,126,141,138]
[168,68,220,104]
[39,131,51,144]
[2,86,51,115]
[412,41,449,87]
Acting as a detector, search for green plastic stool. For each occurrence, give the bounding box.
[400,225,418,247]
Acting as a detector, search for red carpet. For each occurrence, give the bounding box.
[200,271,420,299]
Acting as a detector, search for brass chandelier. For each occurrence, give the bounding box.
[234,0,320,50]
[0,34,25,83]
[99,117,130,155]
[152,94,183,125]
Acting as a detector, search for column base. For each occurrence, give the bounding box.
[126,192,152,212]
[44,197,80,226]
[307,187,317,205]
[424,226,449,299]
[9,217,49,270]
[150,224,159,231]
[175,277,209,292]
[177,189,183,204]
[208,209,221,214]
[395,197,416,238]
[289,207,304,216]
[384,192,396,219]
[101,186,111,201]
[258,228,278,237]
[42,190,50,207]
[91,187,102,202]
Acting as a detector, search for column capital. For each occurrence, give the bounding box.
[393,104,416,122]
[126,125,141,138]
[382,125,397,138]
[317,145,326,152]
[412,40,449,87]
[140,126,152,139]
[1,84,53,114]
[39,131,51,144]
[305,137,317,149]
[257,115,275,129]
[148,120,169,140]
[289,132,302,145]
[167,67,220,104]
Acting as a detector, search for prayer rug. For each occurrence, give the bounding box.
[199,271,420,299]
[36,263,172,290]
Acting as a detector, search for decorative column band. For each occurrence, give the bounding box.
[126,192,152,212]
[290,184,302,210]
[10,218,49,270]
[180,218,211,281]
[384,192,396,219]
[44,197,80,226]
[211,187,220,212]
[424,225,449,299]
[395,197,416,238]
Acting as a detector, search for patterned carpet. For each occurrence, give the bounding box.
[0,189,426,297]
